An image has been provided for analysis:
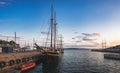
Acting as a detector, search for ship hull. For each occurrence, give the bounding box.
[43,51,60,63]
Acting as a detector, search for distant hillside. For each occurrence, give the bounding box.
[64,48,89,50]
[91,45,120,53]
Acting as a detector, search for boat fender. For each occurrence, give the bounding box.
[27,57,30,61]
[32,56,35,60]
[16,59,21,64]
[22,58,26,62]
[0,61,6,68]
[9,60,15,66]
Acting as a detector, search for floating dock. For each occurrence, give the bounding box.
[104,54,120,60]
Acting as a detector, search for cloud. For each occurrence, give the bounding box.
[74,32,79,34]
[41,32,50,35]
[72,38,75,39]
[90,41,100,46]
[82,36,97,41]
[0,1,7,5]
[77,42,100,48]
[93,33,100,36]
[82,33,100,37]
[82,33,93,36]
[75,36,82,38]
[72,36,82,40]
[81,32,101,42]
[0,0,15,6]
[75,41,81,43]
[64,39,100,48]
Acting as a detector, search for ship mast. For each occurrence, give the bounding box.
[102,40,106,49]
[50,4,57,51]
[54,12,57,50]
[60,35,63,49]
[50,5,54,48]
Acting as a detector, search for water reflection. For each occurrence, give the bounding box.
[21,50,120,73]
[42,61,60,73]
[42,56,61,73]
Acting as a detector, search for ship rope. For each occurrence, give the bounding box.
[44,24,51,48]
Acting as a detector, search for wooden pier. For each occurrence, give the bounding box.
[0,51,44,72]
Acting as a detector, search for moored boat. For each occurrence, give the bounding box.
[21,61,36,71]
[44,5,61,58]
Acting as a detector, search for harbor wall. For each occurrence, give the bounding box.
[0,51,43,72]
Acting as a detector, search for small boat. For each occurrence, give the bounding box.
[21,61,36,71]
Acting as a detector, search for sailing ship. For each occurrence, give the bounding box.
[59,35,64,53]
[45,5,63,58]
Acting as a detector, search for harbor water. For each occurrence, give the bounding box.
[22,49,120,73]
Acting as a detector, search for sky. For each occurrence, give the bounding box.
[0,0,120,49]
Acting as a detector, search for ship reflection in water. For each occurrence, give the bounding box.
[42,61,60,73]
[22,49,120,73]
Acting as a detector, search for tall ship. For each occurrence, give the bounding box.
[44,5,64,59]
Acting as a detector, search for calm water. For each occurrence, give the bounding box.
[22,49,120,73]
